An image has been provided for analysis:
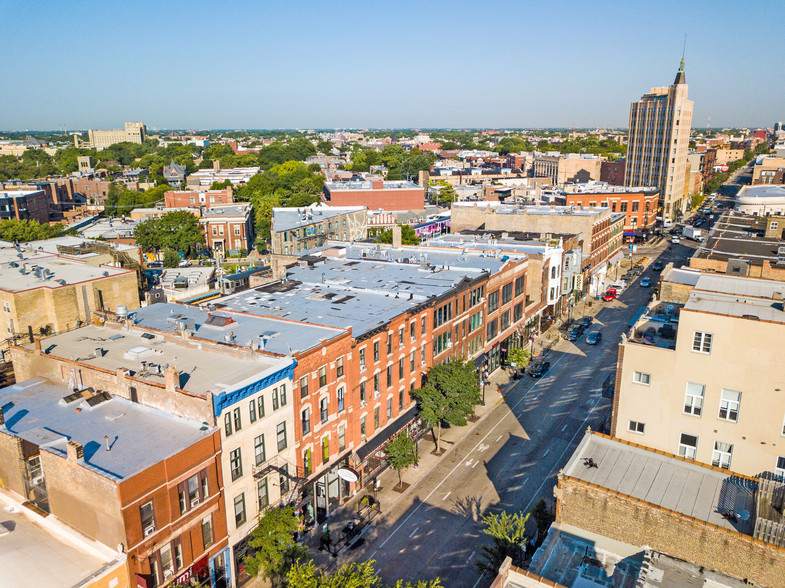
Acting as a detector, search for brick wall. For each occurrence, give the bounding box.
[0,432,26,494]
[555,474,785,587]
[325,187,424,211]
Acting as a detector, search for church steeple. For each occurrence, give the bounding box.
[673,58,686,85]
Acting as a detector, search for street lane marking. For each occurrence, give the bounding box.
[409,527,419,538]
[465,459,474,467]
[496,435,503,442]
[472,461,480,469]
[561,424,568,432]
[472,572,485,588]
[543,448,550,457]
[467,550,476,562]
[371,350,571,553]
[477,443,489,452]
[442,491,451,501]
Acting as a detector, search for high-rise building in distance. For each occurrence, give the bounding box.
[624,60,693,220]
[86,121,147,150]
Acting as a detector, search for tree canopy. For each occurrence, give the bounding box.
[413,361,481,452]
[385,432,417,486]
[245,506,306,587]
[286,560,444,588]
[375,224,420,246]
[105,183,169,217]
[133,211,204,255]
[476,511,531,573]
[0,219,69,242]
[347,145,434,180]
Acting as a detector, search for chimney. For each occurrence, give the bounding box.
[213,159,221,172]
[392,225,402,248]
[67,440,84,462]
[164,364,179,393]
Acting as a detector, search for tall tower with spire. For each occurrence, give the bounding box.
[624,60,694,220]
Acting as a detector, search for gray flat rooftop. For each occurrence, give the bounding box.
[564,434,756,536]
[30,324,289,397]
[215,246,505,336]
[0,250,132,292]
[202,203,251,218]
[324,180,421,191]
[0,494,113,588]
[273,204,365,232]
[78,218,139,240]
[693,211,782,266]
[0,378,216,481]
[425,233,561,255]
[661,267,701,287]
[683,272,785,323]
[131,302,345,355]
[453,202,609,217]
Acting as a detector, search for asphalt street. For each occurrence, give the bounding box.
[334,239,700,588]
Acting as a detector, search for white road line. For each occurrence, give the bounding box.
[472,461,480,469]
[522,391,605,514]
[561,424,568,432]
[467,550,476,562]
[442,491,451,501]
[543,448,550,457]
[370,351,572,555]
[409,527,419,538]
[496,435,503,442]
[472,572,485,588]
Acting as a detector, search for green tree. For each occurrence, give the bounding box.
[476,511,530,573]
[529,498,554,537]
[317,140,334,154]
[105,183,169,217]
[413,361,481,452]
[385,432,417,487]
[506,347,530,370]
[0,219,67,242]
[133,211,204,255]
[375,224,419,246]
[210,179,233,190]
[162,249,181,268]
[435,182,456,205]
[244,506,306,587]
[286,560,443,588]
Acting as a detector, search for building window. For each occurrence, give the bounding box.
[233,407,242,432]
[257,395,265,418]
[515,276,525,297]
[374,406,380,429]
[386,335,392,356]
[488,291,499,313]
[337,357,344,378]
[322,435,330,463]
[302,408,311,435]
[159,544,173,581]
[337,387,345,412]
[234,493,246,527]
[486,318,498,341]
[633,372,651,385]
[421,344,426,365]
[272,388,280,411]
[201,515,213,548]
[410,321,416,341]
[320,397,328,423]
[469,286,485,307]
[399,357,404,380]
[230,448,243,481]
[338,425,346,452]
[254,434,266,466]
[386,365,393,388]
[224,413,232,437]
[632,201,639,212]
[280,384,287,406]
[628,420,645,434]
[421,315,427,335]
[387,397,392,419]
[719,389,740,422]
[399,388,404,409]
[249,399,257,423]
[360,348,366,371]
[140,501,156,534]
[399,326,405,348]
[318,366,327,388]
[692,331,712,353]
[276,422,287,452]
[712,441,733,469]
[513,303,523,323]
[300,376,309,399]
[257,478,269,510]
[373,341,380,362]
[500,310,510,331]
[684,382,705,416]
[374,373,380,397]
[360,380,367,404]
[410,350,415,372]
[361,415,367,439]
[174,542,183,571]
[434,302,453,328]
[678,433,698,459]
[469,311,483,333]
[776,456,785,478]
[434,331,452,356]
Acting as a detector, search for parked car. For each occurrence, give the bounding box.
[148,261,163,268]
[640,277,651,287]
[586,331,602,345]
[565,326,583,341]
[652,261,664,271]
[671,236,680,244]
[579,316,593,329]
[178,259,192,268]
[602,290,616,302]
[632,265,643,275]
[528,361,551,378]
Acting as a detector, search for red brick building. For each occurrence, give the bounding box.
[562,187,659,236]
[600,160,626,186]
[323,179,425,211]
[164,188,234,209]
[0,189,50,223]
[199,203,254,254]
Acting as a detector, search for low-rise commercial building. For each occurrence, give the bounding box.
[270,203,367,255]
[532,153,603,184]
[559,183,659,239]
[735,184,785,215]
[323,178,425,211]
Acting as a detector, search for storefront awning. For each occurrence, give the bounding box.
[473,353,488,368]
[354,405,419,462]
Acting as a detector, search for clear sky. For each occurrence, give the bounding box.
[2,0,783,131]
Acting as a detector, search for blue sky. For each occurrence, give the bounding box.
[2,0,783,130]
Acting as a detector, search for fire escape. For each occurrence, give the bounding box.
[253,455,308,507]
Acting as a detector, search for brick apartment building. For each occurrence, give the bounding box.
[323,178,425,211]
[0,378,228,587]
[164,189,234,209]
[0,189,50,224]
[199,204,254,254]
[599,159,625,186]
[532,154,603,184]
[560,184,660,238]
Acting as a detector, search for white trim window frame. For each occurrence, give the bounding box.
[684,382,705,417]
[692,331,712,354]
[718,389,741,422]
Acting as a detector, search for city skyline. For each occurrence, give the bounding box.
[2,0,784,131]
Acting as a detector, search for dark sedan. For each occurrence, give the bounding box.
[586,331,602,345]
[528,361,551,378]
[565,326,583,341]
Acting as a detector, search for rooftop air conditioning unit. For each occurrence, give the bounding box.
[191,497,200,508]
[144,525,156,536]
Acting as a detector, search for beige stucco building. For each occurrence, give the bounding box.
[612,268,785,477]
[531,153,603,185]
[624,61,693,220]
[88,122,147,150]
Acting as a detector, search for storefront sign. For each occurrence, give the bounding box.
[336,468,359,483]
[174,555,208,586]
